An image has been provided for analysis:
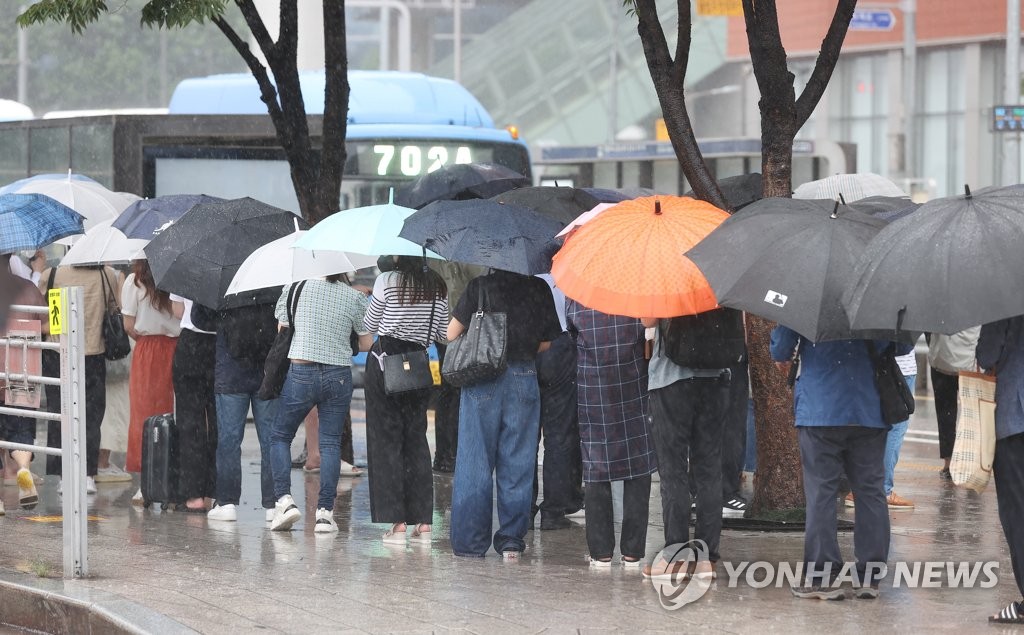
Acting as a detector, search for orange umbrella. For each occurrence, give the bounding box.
[551,195,728,318]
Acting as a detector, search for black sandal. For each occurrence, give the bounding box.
[990,601,1024,623]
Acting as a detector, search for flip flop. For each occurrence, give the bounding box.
[990,601,1024,624]
[340,461,364,477]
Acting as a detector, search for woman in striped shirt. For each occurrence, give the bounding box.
[364,256,448,545]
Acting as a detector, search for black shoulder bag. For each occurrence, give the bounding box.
[257,281,306,400]
[99,269,131,360]
[864,341,916,425]
[380,293,437,395]
[441,282,507,387]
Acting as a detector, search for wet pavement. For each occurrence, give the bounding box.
[0,386,1021,633]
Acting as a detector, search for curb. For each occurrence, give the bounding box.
[0,570,196,635]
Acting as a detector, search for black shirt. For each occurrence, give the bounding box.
[453,271,562,362]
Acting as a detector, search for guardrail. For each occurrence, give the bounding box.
[0,287,87,578]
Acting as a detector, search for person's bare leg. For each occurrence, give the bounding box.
[2,450,17,481]
[98,448,111,470]
[11,450,30,471]
[304,408,320,470]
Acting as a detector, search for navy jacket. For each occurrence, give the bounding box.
[976,316,1024,440]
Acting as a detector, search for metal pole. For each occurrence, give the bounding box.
[453,0,462,82]
[60,287,87,578]
[379,6,391,71]
[17,6,27,105]
[1004,0,1021,185]
[902,0,916,189]
[608,1,618,143]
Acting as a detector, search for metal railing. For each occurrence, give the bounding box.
[0,287,87,578]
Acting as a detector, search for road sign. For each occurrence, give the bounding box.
[850,9,896,31]
[47,288,63,335]
[993,105,1024,132]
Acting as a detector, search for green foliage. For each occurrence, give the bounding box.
[139,0,229,29]
[622,0,637,18]
[18,0,110,34]
[19,0,230,32]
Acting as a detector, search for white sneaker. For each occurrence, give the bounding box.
[313,508,338,533]
[207,503,238,522]
[271,494,301,531]
[94,465,133,483]
[265,508,275,523]
[86,477,97,494]
[0,498,5,515]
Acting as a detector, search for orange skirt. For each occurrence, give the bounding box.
[125,335,178,473]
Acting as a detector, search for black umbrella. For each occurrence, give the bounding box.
[685,173,763,212]
[490,186,603,226]
[399,199,564,275]
[686,198,913,342]
[112,194,224,239]
[581,187,659,203]
[844,186,1024,335]
[144,197,309,309]
[395,163,531,209]
[848,195,921,222]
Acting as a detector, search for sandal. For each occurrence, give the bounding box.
[990,601,1024,623]
[340,460,364,477]
[409,524,431,544]
[383,524,407,545]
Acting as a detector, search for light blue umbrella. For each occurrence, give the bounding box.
[294,190,443,258]
[0,172,97,195]
[0,193,85,254]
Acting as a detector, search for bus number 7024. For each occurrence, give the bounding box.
[373,144,474,176]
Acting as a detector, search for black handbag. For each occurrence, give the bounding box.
[257,281,306,401]
[441,284,507,387]
[99,269,131,361]
[381,293,437,395]
[864,342,916,425]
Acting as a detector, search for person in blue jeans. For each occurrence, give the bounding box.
[447,270,561,558]
[268,276,371,533]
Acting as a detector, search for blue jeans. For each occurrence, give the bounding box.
[451,361,541,556]
[215,393,278,508]
[270,363,352,510]
[884,374,916,496]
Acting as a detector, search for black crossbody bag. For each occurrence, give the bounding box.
[380,294,437,395]
[257,281,306,400]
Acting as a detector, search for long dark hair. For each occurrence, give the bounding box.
[393,256,446,305]
[132,260,173,314]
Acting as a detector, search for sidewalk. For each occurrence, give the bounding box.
[0,389,1018,633]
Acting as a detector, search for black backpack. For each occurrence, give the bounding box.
[659,308,746,369]
[221,303,279,363]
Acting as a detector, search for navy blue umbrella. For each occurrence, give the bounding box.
[395,163,530,209]
[112,194,224,239]
[0,193,84,254]
[400,199,564,275]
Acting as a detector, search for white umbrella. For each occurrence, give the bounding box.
[556,203,616,238]
[793,172,906,202]
[4,172,140,241]
[61,218,148,266]
[225,228,378,296]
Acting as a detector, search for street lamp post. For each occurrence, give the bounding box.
[1004,0,1021,185]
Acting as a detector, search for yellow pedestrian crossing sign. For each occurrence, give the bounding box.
[48,289,63,335]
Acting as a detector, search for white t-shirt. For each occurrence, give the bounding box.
[167,293,214,334]
[121,274,182,338]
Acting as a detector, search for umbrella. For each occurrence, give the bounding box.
[0,193,85,254]
[112,194,224,239]
[843,186,1024,335]
[685,173,763,211]
[395,163,530,209]
[490,186,605,226]
[581,187,659,203]
[685,198,909,342]
[144,197,309,309]
[294,191,442,258]
[794,172,905,202]
[61,219,148,266]
[551,196,728,318]
[399,199,564,275]
[0,172,97,194]
[2,172,138,238]
[556,203,616,238]
[226,226,378,295]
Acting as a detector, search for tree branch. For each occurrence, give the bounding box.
[277,0,298,62]
[673,0,692,87]
[211,14,284,126]
[316,0,350,222]
[633,0,674,77]
[794,0,856,125]
[235,0,277,62]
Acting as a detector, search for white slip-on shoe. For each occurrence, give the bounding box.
[94,465,133,483]
[207,504,238,522]
[271,495,301,531]
[313,508,338,533]
[265,508,275,523]
[86,477,97,494]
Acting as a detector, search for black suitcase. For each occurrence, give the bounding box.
[141,413,179,509]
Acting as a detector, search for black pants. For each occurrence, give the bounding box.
[365,337,433,525]
[649,375,730,561]
[533,332,584,520]
[585,476,652,561]
[798,426,889,586]
[995,432,1024,597]
[44,352,106,477]
[433,343,459,468]
[173,329,217,500]
[931,368,959,459]
[721,360,749,502]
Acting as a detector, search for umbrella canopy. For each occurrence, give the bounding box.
[144,197,309,309]
[686,198,906,342]
[400,199,564,275]
[0,172,97,194]
[490,186,604,225]
[2,172,138,238]
[685,173,763,211]
[844,195,920,221]
[843,186,1024,334]
[551,196,728,318]
[794,172,905,202]
[112,194,224,239]
[61,218,148,266]
[0,193,85,254]
[395,162,530,209]
[556,203,616,238]
[294,192,442,258]
[226,229,378,295]
[581,187,659,203]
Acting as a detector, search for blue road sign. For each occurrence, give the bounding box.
[850,9,896,31]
